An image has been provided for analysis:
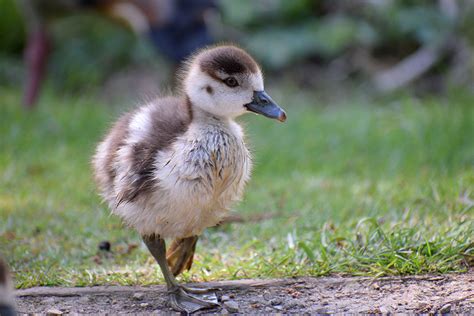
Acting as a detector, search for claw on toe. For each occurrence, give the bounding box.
[168,286,219,313]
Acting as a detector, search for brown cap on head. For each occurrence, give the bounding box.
[198,45,259,76]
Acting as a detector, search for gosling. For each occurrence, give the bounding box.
[92,45,286,313]
[0,257,16,316]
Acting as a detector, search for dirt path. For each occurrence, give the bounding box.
[15,271,473,314]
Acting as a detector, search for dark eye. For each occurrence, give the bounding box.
[223,77,239,88]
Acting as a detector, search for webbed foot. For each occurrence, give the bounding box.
[181,284,222,294]
[168,286,219,313]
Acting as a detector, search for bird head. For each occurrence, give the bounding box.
[181,45,286,122]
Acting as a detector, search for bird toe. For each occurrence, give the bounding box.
[168,286,219,313]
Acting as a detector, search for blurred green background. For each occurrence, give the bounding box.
[0,0,473,288]
[2,0,474,95]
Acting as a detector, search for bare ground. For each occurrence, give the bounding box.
[15,271,473,314]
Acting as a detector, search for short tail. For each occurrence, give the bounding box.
[0,257,16,316]
[166,236,198,276]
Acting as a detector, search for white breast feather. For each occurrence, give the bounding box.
[113,118,252,238]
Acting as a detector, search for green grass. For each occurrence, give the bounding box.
[0,86,473,288]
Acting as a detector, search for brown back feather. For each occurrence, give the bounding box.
[117,97,192,205]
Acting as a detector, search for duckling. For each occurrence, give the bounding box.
[92,45,286,313]
[0,257,16,316]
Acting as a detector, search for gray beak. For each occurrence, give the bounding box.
[244,91,287,122]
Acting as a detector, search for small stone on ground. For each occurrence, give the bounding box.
[223,300,239,313]
[45,308,63,315]
[132,292,145,300]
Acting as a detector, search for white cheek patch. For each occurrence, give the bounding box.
[250,72,264,91]
[185,66,215,108]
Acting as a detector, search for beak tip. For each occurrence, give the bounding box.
[278,111,287,122]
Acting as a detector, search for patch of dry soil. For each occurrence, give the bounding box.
[15,271,473,314]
